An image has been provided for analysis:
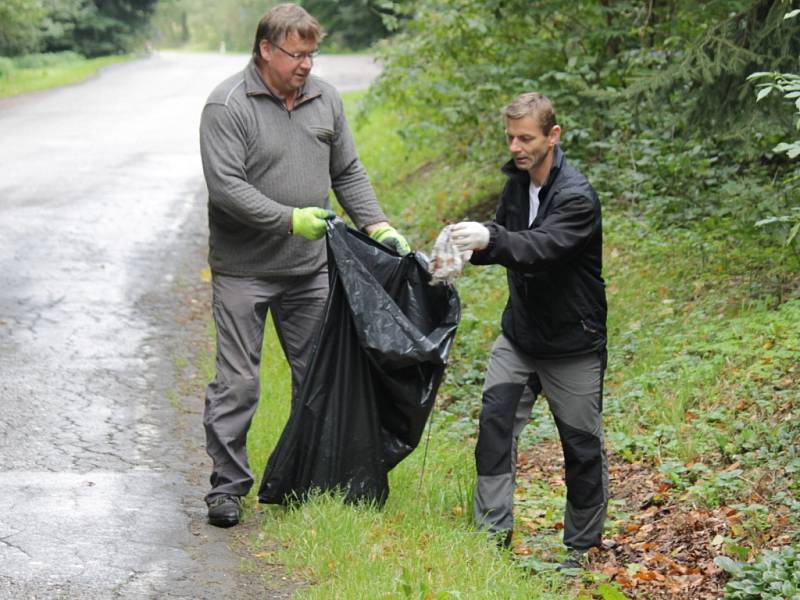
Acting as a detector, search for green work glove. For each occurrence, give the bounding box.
[291,207,336,240]
[370,225,411,255]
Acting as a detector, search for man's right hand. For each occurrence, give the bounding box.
[291,207,336,240]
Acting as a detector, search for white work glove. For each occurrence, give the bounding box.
[450,221,490,252]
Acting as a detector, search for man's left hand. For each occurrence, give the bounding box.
[450,221,490,252]
[370,226,411,255]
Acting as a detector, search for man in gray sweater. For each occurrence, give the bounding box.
[199,3,409,528]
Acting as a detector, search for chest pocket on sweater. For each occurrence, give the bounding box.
[310,126,334,145]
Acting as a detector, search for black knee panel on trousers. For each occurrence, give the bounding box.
[475,383,525,476]
[554,415,604,508]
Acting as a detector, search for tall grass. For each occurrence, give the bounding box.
[257,440,565,599]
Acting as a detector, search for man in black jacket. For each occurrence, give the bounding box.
[448,92,608,568]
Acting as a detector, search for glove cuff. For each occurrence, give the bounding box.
[369,226,396,241]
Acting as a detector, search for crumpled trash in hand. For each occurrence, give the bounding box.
[429,225,472,286]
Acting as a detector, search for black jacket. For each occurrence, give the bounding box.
[471,145,607,358]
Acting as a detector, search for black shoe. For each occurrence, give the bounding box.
[494,529,513,550]
[207,495,243,528]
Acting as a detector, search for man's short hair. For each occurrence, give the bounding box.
[252,3,323,61]
[503,93,557,136]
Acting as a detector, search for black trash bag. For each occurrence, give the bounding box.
[257,219,460,506]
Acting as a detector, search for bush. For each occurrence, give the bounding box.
[13,51,83,70]
[0,57,15,78]
[715,546,800,599]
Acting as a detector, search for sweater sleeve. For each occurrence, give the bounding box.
[199,102,294,234]
[328,93,387,229]
[471,191,598,272]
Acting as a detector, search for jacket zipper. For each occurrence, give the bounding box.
[581,319,598,334]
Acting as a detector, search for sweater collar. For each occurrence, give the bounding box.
[243,58,322,106]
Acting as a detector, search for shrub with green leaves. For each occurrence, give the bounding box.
[715,546,800,599]
[0,57,14,78]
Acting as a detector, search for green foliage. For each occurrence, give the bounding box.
[715,546,800,599]
[367,0,799,156]
[659,462,750,508]
[627,0,799,129]
[300,0,393,50]
[756,207,800,250]
[748,70,800,159]
[37,0,94,54]
[367,0,605,158]
[0,0,158,58]
[747,6,800,159]
[0,0,46,56]
[743,7,800,256]
[596,583,630,600]
[70,0,159,57]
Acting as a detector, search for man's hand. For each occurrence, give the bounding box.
[450,221,490,252]
[370,225,411,255]
[291,207,336,240]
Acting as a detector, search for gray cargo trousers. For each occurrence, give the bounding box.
[204,271,328,503]
[473,334,608,550]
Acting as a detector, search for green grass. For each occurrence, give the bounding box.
[602,216,800,471]
[256,443,568,599]
[0,55,130,98]
[230,89,799,596]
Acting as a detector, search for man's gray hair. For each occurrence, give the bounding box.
[252,3,324,61]
[503,92,557,135]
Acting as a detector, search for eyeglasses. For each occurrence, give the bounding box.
[270,41,320,62]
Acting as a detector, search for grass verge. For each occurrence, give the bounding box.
[0,54,131,99]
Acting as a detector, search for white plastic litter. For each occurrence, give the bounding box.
[429,225,473,285]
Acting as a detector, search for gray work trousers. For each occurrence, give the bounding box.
[473,334,608,550]
[203,270,328,503]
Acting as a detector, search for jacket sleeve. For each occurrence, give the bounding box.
[328,92,387,230]
[200,102,294,233]
[471,190,598,273]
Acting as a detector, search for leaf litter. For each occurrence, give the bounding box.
[511,440,795,599]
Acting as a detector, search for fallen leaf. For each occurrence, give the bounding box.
[633,569,662,582]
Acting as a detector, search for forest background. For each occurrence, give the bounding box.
[1,0,798,598]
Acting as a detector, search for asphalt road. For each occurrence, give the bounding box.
[0,51,380,599]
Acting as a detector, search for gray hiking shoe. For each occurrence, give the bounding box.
[557,548,589,572]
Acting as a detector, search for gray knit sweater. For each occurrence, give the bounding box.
[199,59,387,277]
